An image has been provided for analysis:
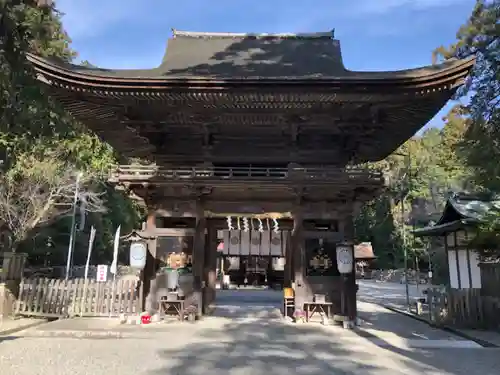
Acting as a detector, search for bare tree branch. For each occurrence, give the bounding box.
[0,159,106,251]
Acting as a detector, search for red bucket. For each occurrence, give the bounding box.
[141,314,151,325]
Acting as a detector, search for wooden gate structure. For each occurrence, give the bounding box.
[16,278,140,318]
[27,29,474,324]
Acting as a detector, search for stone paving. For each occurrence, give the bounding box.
[0,317,47,335]
[357,301,482,348]
[357,279,428,308]
[358,280,500,347]
[1,288,500,375]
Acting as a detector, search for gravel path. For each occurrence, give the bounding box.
[2,289,500,375]
[1,311,500,375]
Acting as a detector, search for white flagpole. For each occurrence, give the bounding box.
[84,226,96,280]
[109,225,121,317]
[110,225,121,275]
[81,226,96,316]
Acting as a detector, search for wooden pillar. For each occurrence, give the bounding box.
[291,210,304,311]
[193,202,206,317]
[203,221,218,313]
[143,210,157,313]
[343,213,357,323]
[284,231,293,287]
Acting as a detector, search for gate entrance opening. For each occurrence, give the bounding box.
[218,229,288,289]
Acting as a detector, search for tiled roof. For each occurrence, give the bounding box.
[413,193,500,237]
[447,193,500,222]
[27,30,474,81]
[160,31,347,79]
[355,242,375,259]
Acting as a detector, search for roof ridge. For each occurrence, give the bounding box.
[171,29,335,39]
[451,192,495,202]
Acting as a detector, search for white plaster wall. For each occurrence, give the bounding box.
[457,249,470,288]
[448,250,459,288]
[469,250,482,288]
[448,249,482,289]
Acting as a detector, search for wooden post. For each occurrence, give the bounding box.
[193,201,206,317]
[204,221,218,313]
[284,231,293,287]
[343,213,357,325]
[291,209,304,312]
[1,252,27,281]
[0,252,27,318]
[142,210,157,313]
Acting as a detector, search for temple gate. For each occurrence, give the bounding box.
[27,29,474,325]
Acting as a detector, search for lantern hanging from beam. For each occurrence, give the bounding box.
[336,242,354,274]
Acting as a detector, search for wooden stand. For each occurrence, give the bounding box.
[304,302,333,322]
[283,296,295,318]
[159,297,186,321]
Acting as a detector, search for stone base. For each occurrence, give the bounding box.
[332,314,359,329]
[342,320,355,329]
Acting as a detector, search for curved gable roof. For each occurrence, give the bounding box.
[27,30,475,87]
[414,194,500,237]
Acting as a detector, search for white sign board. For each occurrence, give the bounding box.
[96,264,108,282]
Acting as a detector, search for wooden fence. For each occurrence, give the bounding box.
[1,252,27,282]
[428,288,500,329]
[16,278,141,318]
[480,262,500,298]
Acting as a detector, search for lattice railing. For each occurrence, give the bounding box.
[109,165,384,184]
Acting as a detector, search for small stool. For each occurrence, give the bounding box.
[283,297,295,318]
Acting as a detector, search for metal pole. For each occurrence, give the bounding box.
[403,153,410,310]
[65,172,82,281]
[401,195,410,310]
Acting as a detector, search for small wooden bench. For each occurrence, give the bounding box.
[304,302,333,322]
[159,298,186,321]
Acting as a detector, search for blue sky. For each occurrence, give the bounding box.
[55,0,475,133]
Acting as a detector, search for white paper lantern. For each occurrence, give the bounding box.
[129,241,147,270]
[336,243,353,274]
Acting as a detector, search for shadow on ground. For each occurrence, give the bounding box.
[147,314,498,375]
[147,298,500,375]
[151,320,380,375]
[0,336,18,344]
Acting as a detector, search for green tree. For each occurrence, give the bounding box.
[434,0,500,191]
[0,1,144,264]
[433,0,500,259]
[354,110,471,268]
